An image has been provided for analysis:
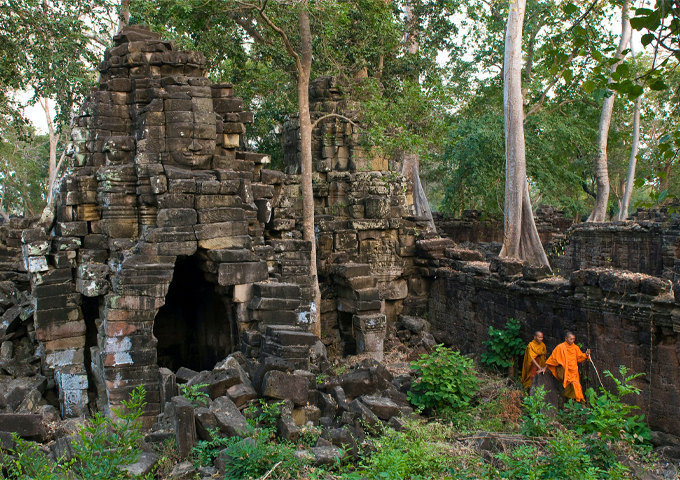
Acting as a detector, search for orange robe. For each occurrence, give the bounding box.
[545,342,588,402]
[521,340,546,389]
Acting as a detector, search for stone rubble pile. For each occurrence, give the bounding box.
[139,352,416,477]
[0,218,67,444]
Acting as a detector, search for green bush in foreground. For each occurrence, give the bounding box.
[521,385,553,437]
[408,345,479,411]
[1,386,150,480]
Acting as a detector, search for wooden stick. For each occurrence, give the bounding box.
[259,461,282,480]
[589,356,604,387]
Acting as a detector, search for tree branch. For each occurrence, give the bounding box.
[568,0,600,32]
[236,0,302,73]
[311,113,358,130]
[582,181,596,198]
[524,48,578,120]
[228,12,270,44]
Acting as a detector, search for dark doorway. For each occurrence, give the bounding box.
[154,256,233,372]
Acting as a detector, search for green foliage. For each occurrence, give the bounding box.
[1,386,149,480]
[72,385,148,479]
[244,398,284,429]
[0,0,115,128]
[192,428,235,468]
[481,318,525,371]
[578,366,651,447]
[348,420,466,480]
[1,435,69,480]
[0,120,49,216]
[497,430,629,480]
[407,345,479,411]
[521,385,554,437]
[220,428,306,480]
[178,383,210,407]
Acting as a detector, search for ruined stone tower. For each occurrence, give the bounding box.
[21,26,434,421]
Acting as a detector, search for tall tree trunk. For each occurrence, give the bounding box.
[40,98,58,205]
[118,0,130,32]
[500,0,550,268]
[588,0,632,222]
[401,154,435,231]
[619,94,641,220]
[659,161,672,194]
[403,2,419,55]
[297,5,321,337]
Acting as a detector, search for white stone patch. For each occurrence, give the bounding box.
[45,349,76,368]
[105,336,132,353]
[113,351,133,366]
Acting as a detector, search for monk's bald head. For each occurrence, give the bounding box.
[565,331,576,344]
[534,331,543,342]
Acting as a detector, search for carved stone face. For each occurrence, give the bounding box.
[164,89,216,170]
[167,136,214,169]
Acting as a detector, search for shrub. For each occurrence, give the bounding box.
[2,386,150,480]
[72,385,149,479]
[220,428,306,480]
[407,345,479,411]
[192,428,235,468]
[350,420,462,479]
[521,385,554,437]
[579,366,651,446]
[1,435,69,480]
[178,383,210,406]
[497,431,629,480]
[244,398,284,429]
[481,318,525,371]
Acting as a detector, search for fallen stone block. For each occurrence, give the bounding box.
[176,367,199,384]
[261,370,308,406]
[0,413,44,437]
[359,395,403,420]
[349,399,380,428]
[210,396,248,437]
[123,452,158,477]
[171,396,196,458]
[195,407,219,441]
[276,414,299,442]
[168,461,196,480]
[321,426,357,456]
[226,383,257,408]
[252,357,294,393]
[208,368,242,399]
[311,445,344,466]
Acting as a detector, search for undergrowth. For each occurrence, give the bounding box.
[0,386,151,480]
[0,351,661,480]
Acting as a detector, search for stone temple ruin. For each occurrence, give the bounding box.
[14,25,434,426]
[1,24,679,454]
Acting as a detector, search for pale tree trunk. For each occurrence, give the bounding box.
[618,94,641,220]
[588,0,632,222]
[403,3,419,54]
[0,179,9,223]
[401,154,435,231]
[401,2,436,233]
[499,0,550,268]
[659,161,672,193]
[40,98,59,205]
[297,6,321,337]
[118,0,130,33]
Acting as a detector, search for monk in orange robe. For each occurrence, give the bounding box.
[521,331,547,389]
[545,331,591,402]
